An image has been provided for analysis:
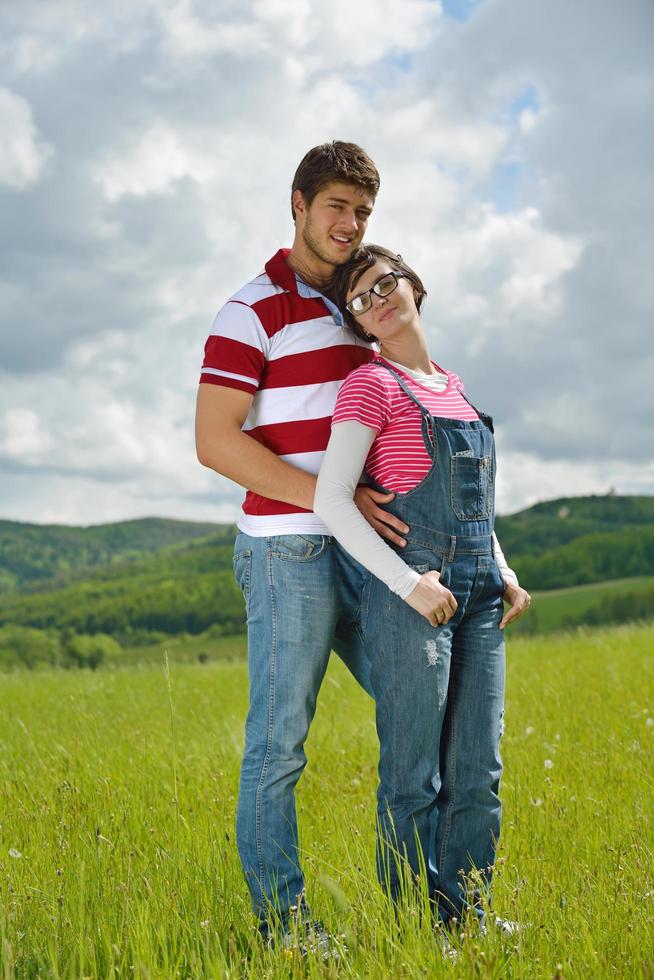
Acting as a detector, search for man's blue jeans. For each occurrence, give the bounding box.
[233,531,371,929]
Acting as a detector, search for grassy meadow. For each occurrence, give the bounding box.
[513,577,654,635]
[1,624,653,978]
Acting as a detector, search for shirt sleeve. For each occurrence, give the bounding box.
[493,533,519,587]
[331,366,392,433]
[199,300,269,395]
[314,420,421,599]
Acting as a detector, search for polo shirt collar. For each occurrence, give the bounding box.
[265,248,297,293]
[265,248,344,326]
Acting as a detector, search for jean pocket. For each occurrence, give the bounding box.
[402,544,444,575]
[232,549,252,610]
[491,558,507,597]
[269,534,329,562]
[386,553,447,612]
[450,453,493,520]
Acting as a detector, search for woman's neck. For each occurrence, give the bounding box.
[378,341,434,375]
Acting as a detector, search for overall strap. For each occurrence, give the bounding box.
[374,361,494,433]
[374,363,432,417]
[373,362,435,458]
[456,387,494,433]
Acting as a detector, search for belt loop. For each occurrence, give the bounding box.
[448,536,456,562]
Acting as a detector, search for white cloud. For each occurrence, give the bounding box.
[0,408,53,461]
[495,449,654,516]
[406,205,583,333]
[157,0,442,71]
[0,0,652,524]
[380,98,507,178]
[95,121,214,201]
[518,106,538,134]
[253,0,442,70]
[12,34,62,74]
[157,0,270,59]
[0,87,52,189]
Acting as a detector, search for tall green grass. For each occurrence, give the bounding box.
[1,625,653,978]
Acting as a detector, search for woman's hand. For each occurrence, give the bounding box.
[406,570,458,627]
[499,579,531,629]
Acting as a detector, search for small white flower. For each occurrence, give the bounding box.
[646,718,653,727]
[525,726,534,736]
[9,848,22,859]
[200,919,210,929]
[544,759,554,769]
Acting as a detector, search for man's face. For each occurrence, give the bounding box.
[294,181,374,269]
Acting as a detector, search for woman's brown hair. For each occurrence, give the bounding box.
[332,244,427,343]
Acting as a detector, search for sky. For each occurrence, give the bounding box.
[1,0,653,526]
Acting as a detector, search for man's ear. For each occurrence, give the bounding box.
[292,189,306,220]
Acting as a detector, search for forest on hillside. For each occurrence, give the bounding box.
[1,496,653,669]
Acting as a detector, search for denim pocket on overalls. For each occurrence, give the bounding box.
[450,452,493,520]
[386,549,448,612]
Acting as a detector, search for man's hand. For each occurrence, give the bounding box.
[499,579,532,629]
[354,486,409,547]
[406,571,458,627]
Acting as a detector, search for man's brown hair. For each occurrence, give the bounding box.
[291,141,380,221]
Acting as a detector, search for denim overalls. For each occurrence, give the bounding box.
[363,364,506,925]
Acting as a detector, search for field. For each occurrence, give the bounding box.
[513,576,654,635]
[1,624,653,978]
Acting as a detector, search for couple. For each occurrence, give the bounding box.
[195,141,530,951]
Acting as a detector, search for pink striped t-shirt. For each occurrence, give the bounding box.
[331,356,480,492]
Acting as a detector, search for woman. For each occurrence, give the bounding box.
[314,245,530,933]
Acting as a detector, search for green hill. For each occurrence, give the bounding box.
[495,494,654,559]
[0,495,652,668]
[494,494,654,591]
[0,532,241,642]
[0,517,232,593]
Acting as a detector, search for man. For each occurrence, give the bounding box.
[195,141,408,944]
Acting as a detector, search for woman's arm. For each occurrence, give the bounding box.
[492,534,531,628]
[314,421,457,626]
[493,533,518,587]
[314,421,420,598]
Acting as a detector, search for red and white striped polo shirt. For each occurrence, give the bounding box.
[331,356,480,492]
[200,248,373,534]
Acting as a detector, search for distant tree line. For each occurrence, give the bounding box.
[0,625,122,670]
[511,526,654,591]
[0,569,246,641]
[1,498,653,670]
[0,519,235,592]
[564,586,654,630]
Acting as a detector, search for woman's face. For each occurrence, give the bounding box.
[346,260,420,340]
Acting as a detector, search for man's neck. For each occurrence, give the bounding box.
[286,246,333,292]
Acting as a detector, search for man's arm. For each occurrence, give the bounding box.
[195,384,316,509]
[195,384,409,544]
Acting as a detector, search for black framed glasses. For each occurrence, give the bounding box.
[346,272,407,316]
